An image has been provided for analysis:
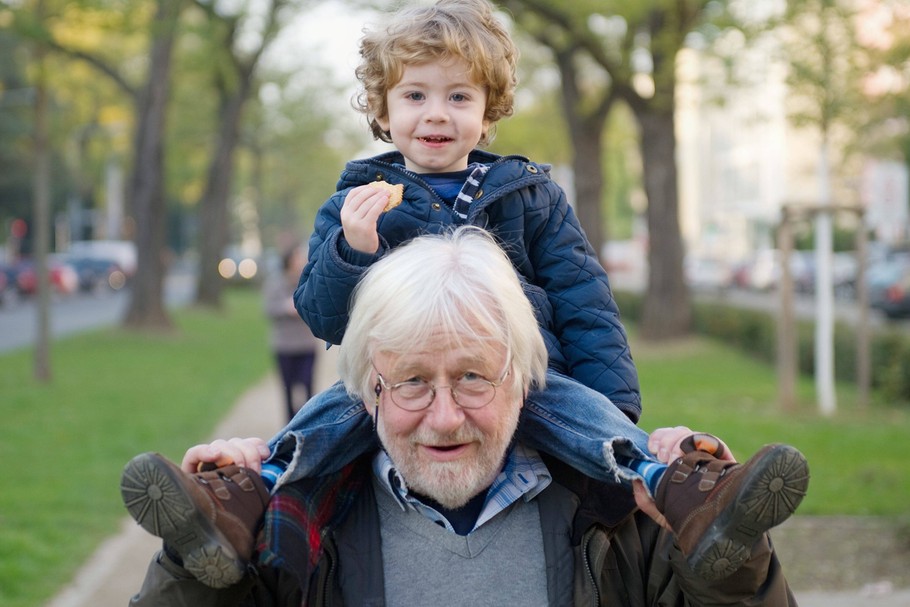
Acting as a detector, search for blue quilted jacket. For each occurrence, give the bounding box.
[294,149,641,420]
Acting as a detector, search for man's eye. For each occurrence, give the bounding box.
[395,378,429,398]
[459,371,486,383]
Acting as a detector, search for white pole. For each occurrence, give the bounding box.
[815,138,836,416]
[105,159,125,240]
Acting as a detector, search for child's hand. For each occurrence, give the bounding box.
[181,437,271,474]
[647,426,735,463]
[340,184,394,254]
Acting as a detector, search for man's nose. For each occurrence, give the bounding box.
[425,386,464,431]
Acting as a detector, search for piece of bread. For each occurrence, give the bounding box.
[375,181,404,212]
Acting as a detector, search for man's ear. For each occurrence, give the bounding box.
[366,382,382,419]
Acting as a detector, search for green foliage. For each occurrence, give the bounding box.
[850,3,910,166]
[1,0,359,261]
[792,221,860,252]
[489,91,570,164]
[0,31,95,247]
[694,302,779,358]
[783,0,860,126]
[0,289,271,607]
[615,289,910,404]
[0,30,35,229]
[247,66,366,243]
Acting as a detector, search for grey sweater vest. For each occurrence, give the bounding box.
[374,481,549,607]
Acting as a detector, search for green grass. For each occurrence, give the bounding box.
[0,289,272,607]
[2,300,909,607]
[632,333,910,517]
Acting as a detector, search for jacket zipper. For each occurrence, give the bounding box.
[318,529,337,607]
[582,531,601,606]
[372,160,448,208]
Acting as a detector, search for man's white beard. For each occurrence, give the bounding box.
[377,404,520,509]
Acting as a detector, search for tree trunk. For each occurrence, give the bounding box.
[553,47,611,259]
[636,106,691,340]
[122,0,181,331]
[193,0,286,308]
[571,121,607,257]
[32,20,52,382]
[195,85,249,308]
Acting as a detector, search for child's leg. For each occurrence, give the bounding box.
[120,453,270,589]
[519,370,661,490]
[121,382,374,589]
[262,380,376,490]
[521,371,809,581]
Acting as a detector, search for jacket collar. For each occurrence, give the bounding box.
[539,452,638,544]
[338,149,544,192]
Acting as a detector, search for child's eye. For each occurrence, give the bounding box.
[450,93,468,102]
[405,91,425,101]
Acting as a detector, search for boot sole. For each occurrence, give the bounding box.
[688,444,810,581]
[120,452,246,588]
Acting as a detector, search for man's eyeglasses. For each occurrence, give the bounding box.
[373,362,511,411]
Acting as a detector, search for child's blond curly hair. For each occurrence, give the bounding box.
[354,0,518,146]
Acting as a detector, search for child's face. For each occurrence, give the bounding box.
[377,58,489,174]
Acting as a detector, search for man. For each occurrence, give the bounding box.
[129,227,801,605]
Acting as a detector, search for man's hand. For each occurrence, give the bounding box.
[647,426,735,464]
[340,184,395,254]
[181,437,270,474]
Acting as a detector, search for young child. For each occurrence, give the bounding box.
[121,0,808,590]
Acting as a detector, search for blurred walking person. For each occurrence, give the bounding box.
[264,244,320,422]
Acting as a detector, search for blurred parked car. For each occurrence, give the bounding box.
[218,246,261,284]
[12,258,79,296]
[744,249,781,291]
[792,251,858,299]
[57,254,127,292]
[685,256,732,292]
[867,251,910,319]
[67,240,137,278]
[732,248,857,298]
[729,259,752,289]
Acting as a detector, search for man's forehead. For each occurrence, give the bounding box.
[376,339,504,368]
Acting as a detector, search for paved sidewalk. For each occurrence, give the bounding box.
[797,588,910,606]
[46,345,910,606]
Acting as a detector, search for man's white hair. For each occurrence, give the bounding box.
[338,226,547,404]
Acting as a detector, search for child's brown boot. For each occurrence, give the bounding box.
[120,452,269,588]
[654,440,809,581]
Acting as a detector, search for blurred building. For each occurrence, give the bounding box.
[675,0,909,265]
